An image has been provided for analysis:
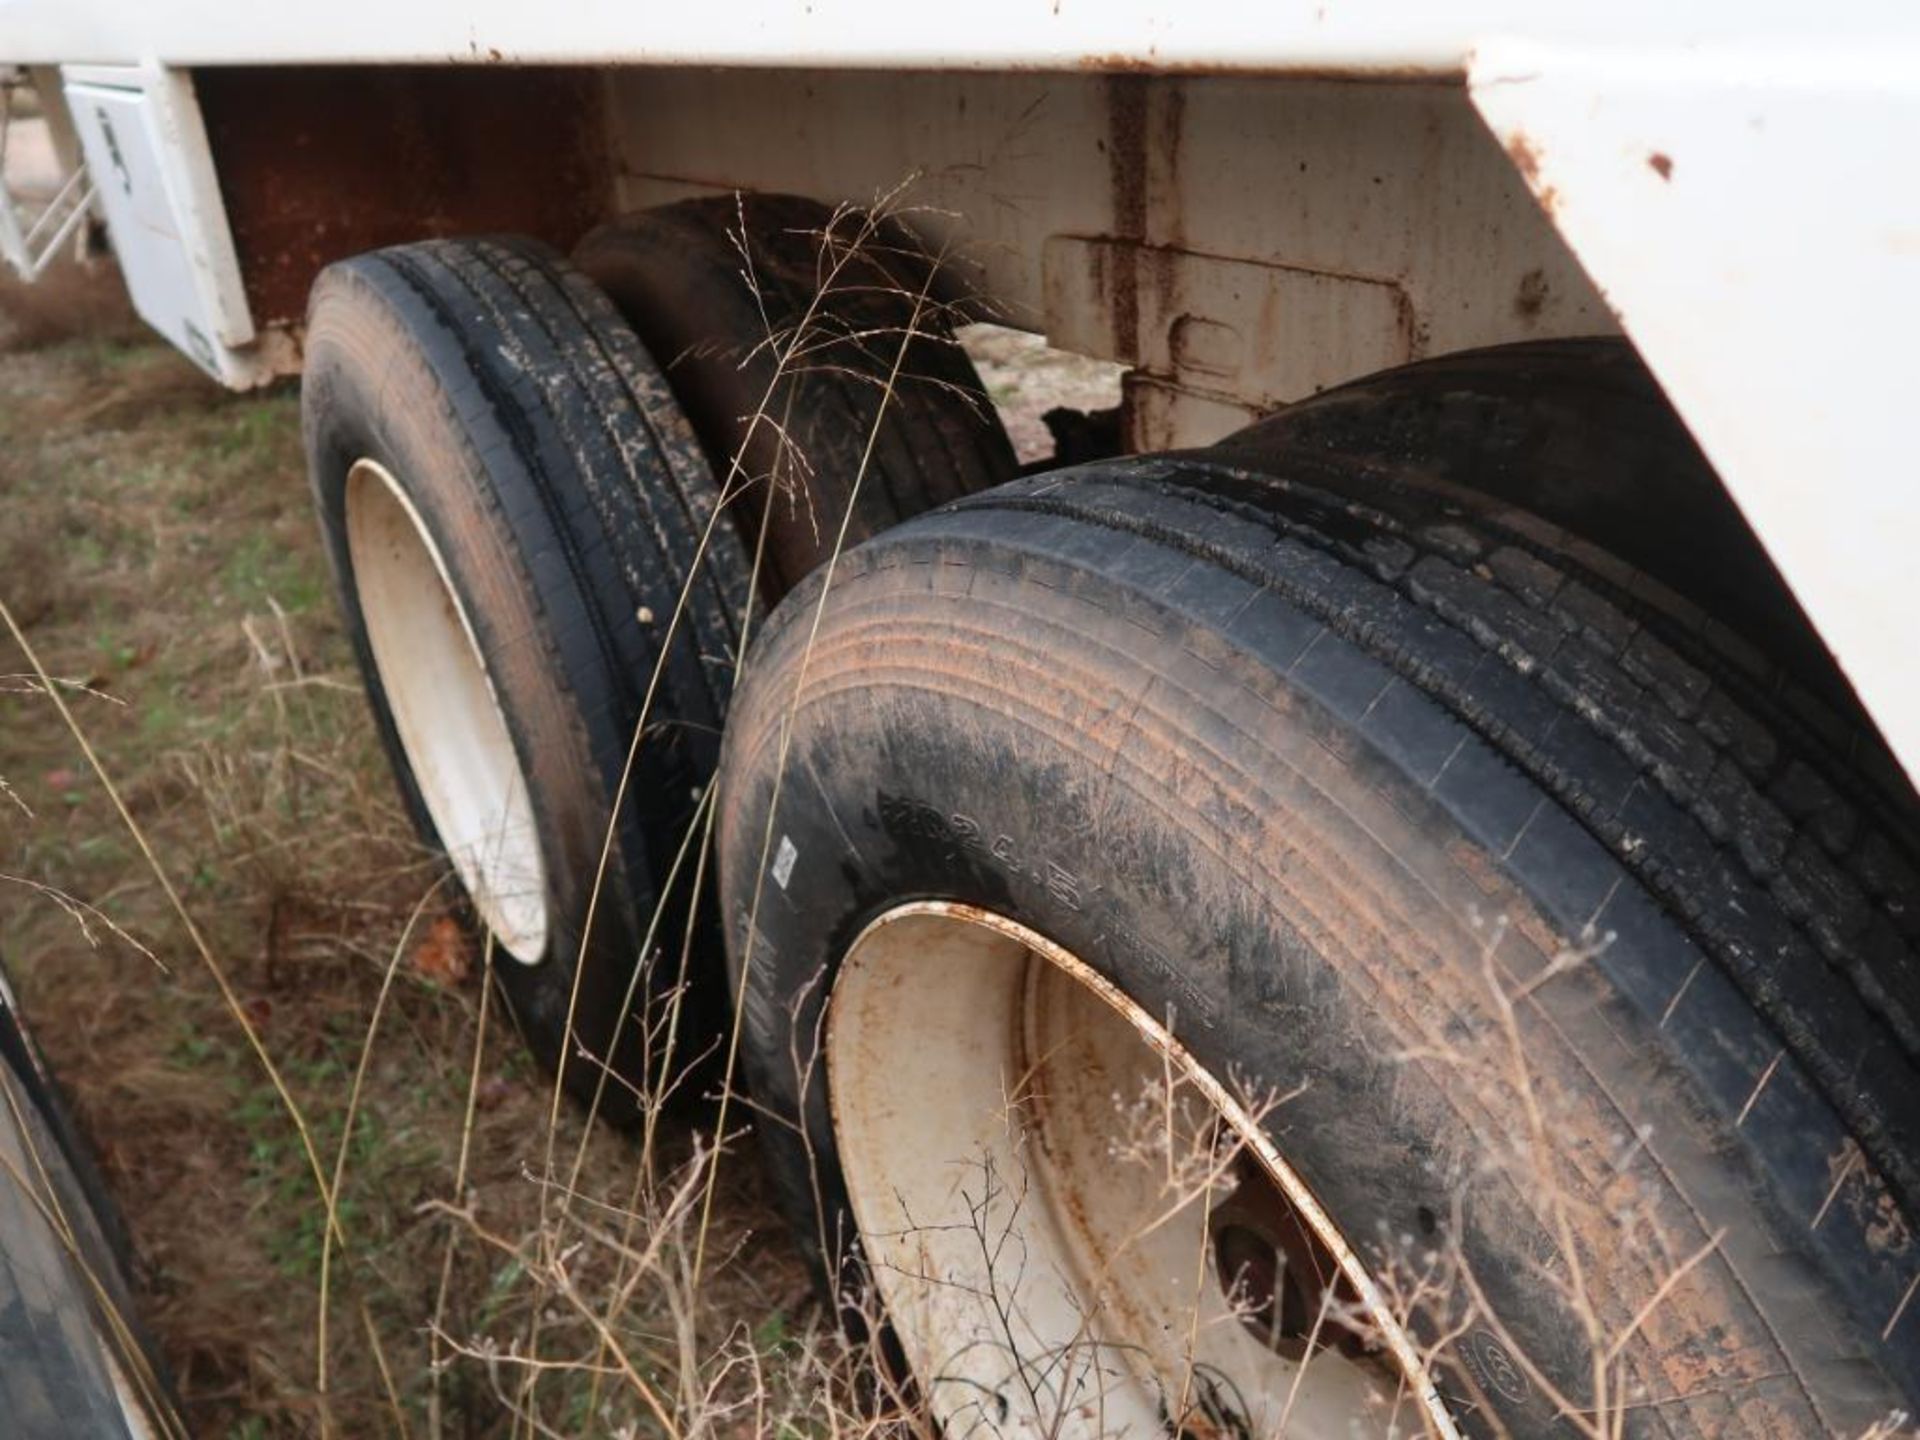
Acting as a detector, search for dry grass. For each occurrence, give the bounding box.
[0,254,806,1438]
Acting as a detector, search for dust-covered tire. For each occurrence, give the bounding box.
[716,372,1920,1433]
[574,194,1018,599]
[303,236,753,1113]
[0,964,181,1438]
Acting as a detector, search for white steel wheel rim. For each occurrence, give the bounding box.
[345,458,550,964]
[827,903,1458,1440]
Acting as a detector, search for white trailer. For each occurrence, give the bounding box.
[3,8,1917,1435]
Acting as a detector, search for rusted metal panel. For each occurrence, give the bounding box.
[1043,236,1414,444]
[194,66,611,329]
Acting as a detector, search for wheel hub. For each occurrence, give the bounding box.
[825,902,1455,1440]
[1210,1153,1372,1361]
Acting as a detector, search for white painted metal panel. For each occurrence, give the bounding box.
[61,62,267,384]
[0,2,1912,71]
[1471,39,1920,783]
[610,72,1610,412]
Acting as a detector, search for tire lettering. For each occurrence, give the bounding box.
[1460,1330,1531,1404]
[771,834,799,890]
[1096,917,1219,1030]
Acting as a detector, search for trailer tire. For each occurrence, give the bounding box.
[0,957,182,1438]
[575,194,1018,598]
[304,236,753,1117]
[1207,338,1851,711]
[717,446,1920,1433]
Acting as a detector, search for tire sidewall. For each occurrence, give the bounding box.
[575,209,862,595]
[302,266,647,1098]
[719,545,1614,1436]
[575,200,1018,597]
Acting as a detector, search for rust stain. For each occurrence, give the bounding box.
[1513,267,1548,320]
[1105,75,1149,240]
[1505,133,1542,184]
[1504,133,1563,217]
[196,65,612,328]
[1394,285,1428,359]
[1154,80,1187,249]
[1080,50,1164,75]
[1648,151,1674,181]
[1100,75,1185,418]
[1104,74,1149,364]
[1062,54,1444,83]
